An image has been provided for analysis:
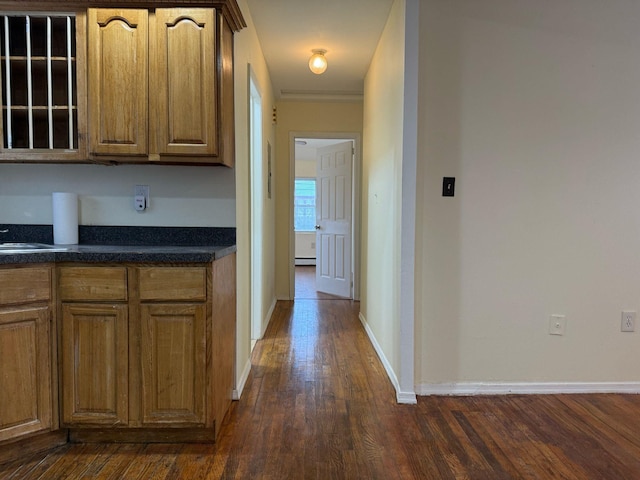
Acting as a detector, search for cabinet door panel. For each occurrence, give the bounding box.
[0,307,51,442]
[61,303,128,425]
[141,303,206,425]
[88,9,148,156]
[153,9,217,157]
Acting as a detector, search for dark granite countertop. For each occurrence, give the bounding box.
[0,244,237,265]
[0,225,236,265]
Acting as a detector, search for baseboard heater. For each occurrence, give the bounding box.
[295,258,316,266]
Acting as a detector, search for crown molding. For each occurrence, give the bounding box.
[0,0,246,31]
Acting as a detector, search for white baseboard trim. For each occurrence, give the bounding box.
[397,391,418,404]
[234,299,277,401]
[263,297,277,336]
[295,258,316,266]
[416,382,640,396]
[359,312,417,404]
[276,295,291,301]
[233,357,252,400]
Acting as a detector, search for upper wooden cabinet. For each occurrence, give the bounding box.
[0,11,87,162]
[88,7,236,166]
[0,0,243,165]
[87,9,148,157]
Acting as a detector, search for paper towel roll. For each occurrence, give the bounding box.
[52,192,78,245]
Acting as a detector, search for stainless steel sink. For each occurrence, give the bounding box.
[0,243,70,254]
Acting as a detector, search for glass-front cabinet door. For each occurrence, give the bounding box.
[0,11,86,162]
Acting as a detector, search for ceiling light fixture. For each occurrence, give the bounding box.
[308,49,328,75]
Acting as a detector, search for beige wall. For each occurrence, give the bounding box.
[295,159,315,178]
[274,101,363,299]
[361,0,406,391]
[234,0,277,392]
[416,0,640,390]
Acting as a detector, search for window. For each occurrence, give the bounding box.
[294,178,316,232]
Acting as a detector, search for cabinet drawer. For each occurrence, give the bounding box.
[59,267,127,301]
[139,267,206,301]
[0,267,51,305]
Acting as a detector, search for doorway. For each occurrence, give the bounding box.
[290,133,361,301]
[249,67,263,342]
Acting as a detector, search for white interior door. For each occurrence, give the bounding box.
[316,141,353,298]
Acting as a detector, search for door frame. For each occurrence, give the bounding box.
[249,65,263,342]
[289,131,361,301]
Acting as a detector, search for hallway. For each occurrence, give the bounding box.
[3,299,640,478]
[294,265,345,300]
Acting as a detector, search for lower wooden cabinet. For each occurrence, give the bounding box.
[59,266,128,427]
[0,256,236,451]
[58,256,236,440]
[0,266,55,444]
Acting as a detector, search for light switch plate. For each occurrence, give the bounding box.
[442,177,455,197]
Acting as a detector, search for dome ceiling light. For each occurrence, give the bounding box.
[308,49,328,75]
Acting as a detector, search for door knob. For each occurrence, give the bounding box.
[315,225,321,230]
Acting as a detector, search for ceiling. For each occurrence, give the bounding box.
[245,0,394,101]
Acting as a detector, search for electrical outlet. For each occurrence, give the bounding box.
[134,185,150,211]
[549,314,566,336]
[621,311,636,332]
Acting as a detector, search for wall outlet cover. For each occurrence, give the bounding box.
[134,185,150,210]
[549,314,566,336]
[621,311,636,332]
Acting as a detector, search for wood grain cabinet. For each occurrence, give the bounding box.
[0,267,54,443]
[58,266,129,426]
[57,255,236,441]
[88,7,236,166]
[0,11,87,162]
[138,267,207,426]
[86,9,148,157]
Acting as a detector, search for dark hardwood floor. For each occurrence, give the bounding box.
[2,299,640,478]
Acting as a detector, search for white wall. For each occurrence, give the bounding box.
[416,0,640,390]
[234,0,277,394]
[361,0,406,392]
[0,164,235,226]
[295,232,315,259]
